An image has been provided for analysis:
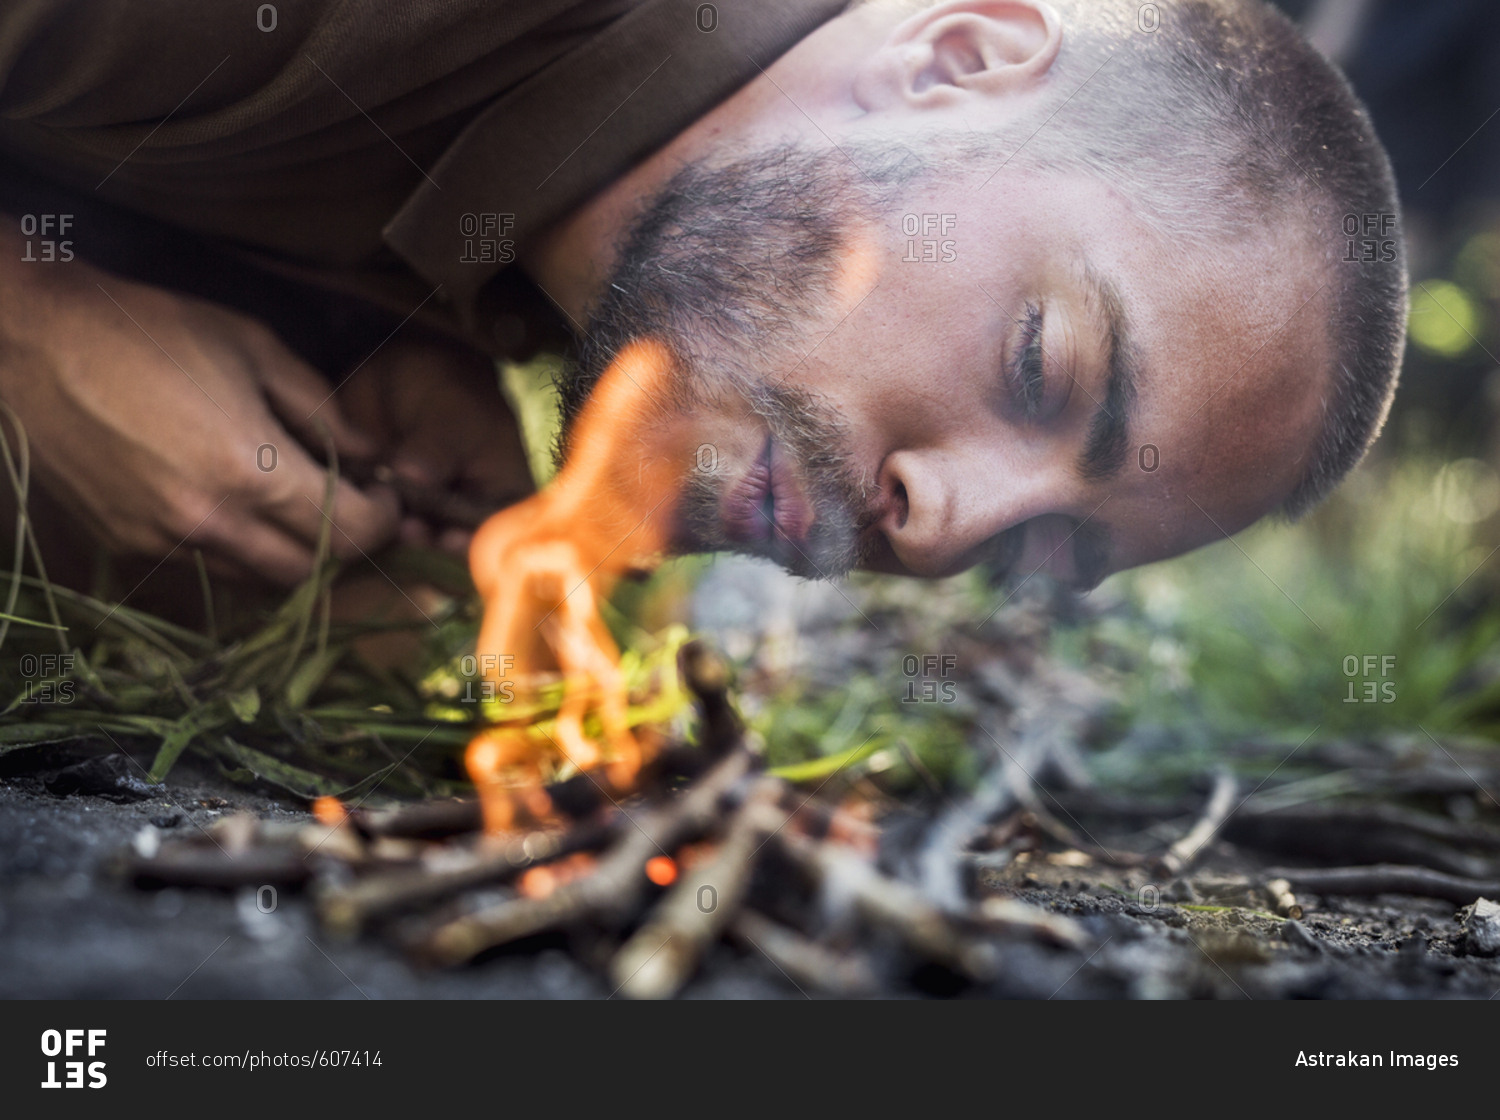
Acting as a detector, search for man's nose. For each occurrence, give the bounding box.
[878,448,1040,577]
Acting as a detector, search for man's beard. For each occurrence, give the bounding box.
[555,143,916,579]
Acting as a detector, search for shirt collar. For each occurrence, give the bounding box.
[382,0,851,325]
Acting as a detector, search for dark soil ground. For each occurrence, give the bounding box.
[978,846,1500,999]
[4,742,1498,999]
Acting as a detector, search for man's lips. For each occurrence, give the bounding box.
[721,437,813,550]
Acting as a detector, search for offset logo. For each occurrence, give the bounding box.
[40,1029,107,1089]
[1342,212,1399,263]
[901,213,957,263]
[459,213,516,265]
[901,653,957,703]
[17,213,74,262]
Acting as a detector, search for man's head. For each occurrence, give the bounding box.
[558,0,1407,588]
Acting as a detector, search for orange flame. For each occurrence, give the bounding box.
[311,795,347,826]
[465,340,691,833]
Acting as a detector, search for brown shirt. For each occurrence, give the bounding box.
[0,0,848,357]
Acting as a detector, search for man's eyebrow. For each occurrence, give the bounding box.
[1078,267,1138,482]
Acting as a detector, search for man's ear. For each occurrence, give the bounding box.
[851,0,1062,112]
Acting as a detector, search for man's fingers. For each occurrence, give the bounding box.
[390,426,467,488]
[193,477,400,586]
[249,330,380,461]
[437,527,472,554]
[274,476,401,560]
[247,432,401,556]
[194,513,319,587]
[399,516,434,548]
[373,342,504,488]
[320,337,534,537]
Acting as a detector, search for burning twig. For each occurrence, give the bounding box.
[316,818,617,937]
[416,741,756,966]
[360,642,749,949]
[610,777,785,999]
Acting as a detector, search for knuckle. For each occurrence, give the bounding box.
[171,501,218,544]
[268,554,314,587]
[238,317,279,354]
[164,485,230,544]
[103,519,164,557]
[327,512,377,556]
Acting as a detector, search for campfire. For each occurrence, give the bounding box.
[109,338,1108,994]
[121,638,1106,997]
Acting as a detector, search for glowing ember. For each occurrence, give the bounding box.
[644,855,678,886]
[466,340,691,833]
[516,852,599,900]
[673,840,719,872]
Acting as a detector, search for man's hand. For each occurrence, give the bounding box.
[337,336,536,554]
[0,223,400,584]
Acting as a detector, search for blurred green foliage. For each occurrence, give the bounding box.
[1062,454,1500,745]
[1410,279,1484,358]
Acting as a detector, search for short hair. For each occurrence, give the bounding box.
[869,0,1408,517]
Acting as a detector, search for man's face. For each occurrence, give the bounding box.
[570,147,1332,589]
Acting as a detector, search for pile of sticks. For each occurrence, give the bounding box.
[119,642,1090,997]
